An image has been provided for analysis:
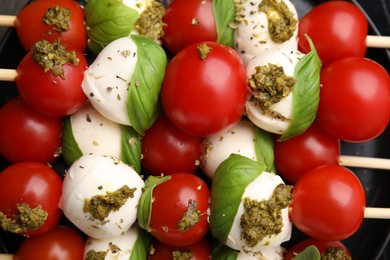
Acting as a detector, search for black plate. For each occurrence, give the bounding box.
[0,0,389,259]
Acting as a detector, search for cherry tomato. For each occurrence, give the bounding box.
[317,57,390,142]
[0,162,63,236]
[289,164,366,241]
[14,226,85,260]
[298,1,368,66]
[274,122,340,184]
[149,237,211,260]
[162,0,217,54]
[161,42,247,137]
[15,0,87,52]
[0,97,62,164]
[285,238,350,260]
[141,113,202,175]
[149,173,210,246]
[16,41,88,116]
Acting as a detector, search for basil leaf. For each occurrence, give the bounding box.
[127,34,167,134]
[294,245,321,260]
[61,116,83,165]
[209,154,266,244]
[212,0,235,47]
[120,126,141,174]
[254,127,276,173]
[129,227,153,260]
[212,242,238,260]
[137,175,171,230]
[279,36,322,141]
[85,0,139,54]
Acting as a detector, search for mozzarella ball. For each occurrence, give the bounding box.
[226,171,292,252]
[60,154,144,239]
[237,245,284,259]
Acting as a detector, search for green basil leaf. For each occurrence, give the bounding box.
[209,154,266,244]
[129,227,153,260]
[61,116,83,165]
[137,175,171,230]
[85,0,139,54]
[212,0,235,47]
[120,126,141,174]
[254,127,276,173]
[127,34,167,134]
[279,35,322,141]
[211,241,238,260]
[294,245,321,260]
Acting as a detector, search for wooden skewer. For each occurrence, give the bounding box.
[0,69,17,82]
[0,254,13,260]
[0,15,16,27]
[339,155,390,170]
[365,207,390,219]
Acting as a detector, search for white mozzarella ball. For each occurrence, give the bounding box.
[234,0,299,65]
[83,225,141,259]
[245,48,304,134]
[122,0,151,14]
[201,120,257,179]
[82,37,138,126]
[69,102,122,159]
[237,245,284,259]
[60,154,145,239]
[226,172,292,252]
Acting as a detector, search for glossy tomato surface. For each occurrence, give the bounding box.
[0,96,62,164]
[15,0,87,52]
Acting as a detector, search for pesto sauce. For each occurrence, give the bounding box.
[85,249,107,260]
[240,184,293,248]
[172,249,193,260]
[321,246,352,260]
[0,203,48,234]
[248,63,296,113]
[83,185,137,221]
[32,40,79,79]
[135,1,165,41]
[43,5,71,33]
[258,0,297,43]
[177,199,201,232]
[196,43,213,60]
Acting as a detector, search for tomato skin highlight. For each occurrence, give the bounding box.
[289,164,366,241]
[0,97,62,164]
[161,42,247,137]
[15,43,88,117]
[162,0,217,54]
[274,122,340,184]
[0,162,63,237]
[14,226,85,260]
[149,173,210,247]
[15,0,87,52]
[298,1,368,66]
[141,113,202,175]
[317,57,390,142]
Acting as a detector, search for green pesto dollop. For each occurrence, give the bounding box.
[32,40,79,79]
[322,246,352,260]
[0,203,48,234]
[83,185,137,221]
[177,199,201,232]
[172,249,193,260]
[258,0,297,43]
[248,63,296,114]
[85,249,107,260]
[240,183,293,248]
[135,1,165,41]
[43,5,71,33]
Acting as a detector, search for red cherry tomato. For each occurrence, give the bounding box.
[274,122,340,184]
[15,0,87,52]
[141,113,202,175]
[289,164,366,241]
[161,42,247,137]
[149,237,211,260]
[0,162,63,236]
[0,97,62,164]
[317,57,390,142]
[285,238,350,260]
[298,1,368,66]
[14,226,85,260]
[149,173,210,246]
[16,42,88,116]
[162,0,217,54]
